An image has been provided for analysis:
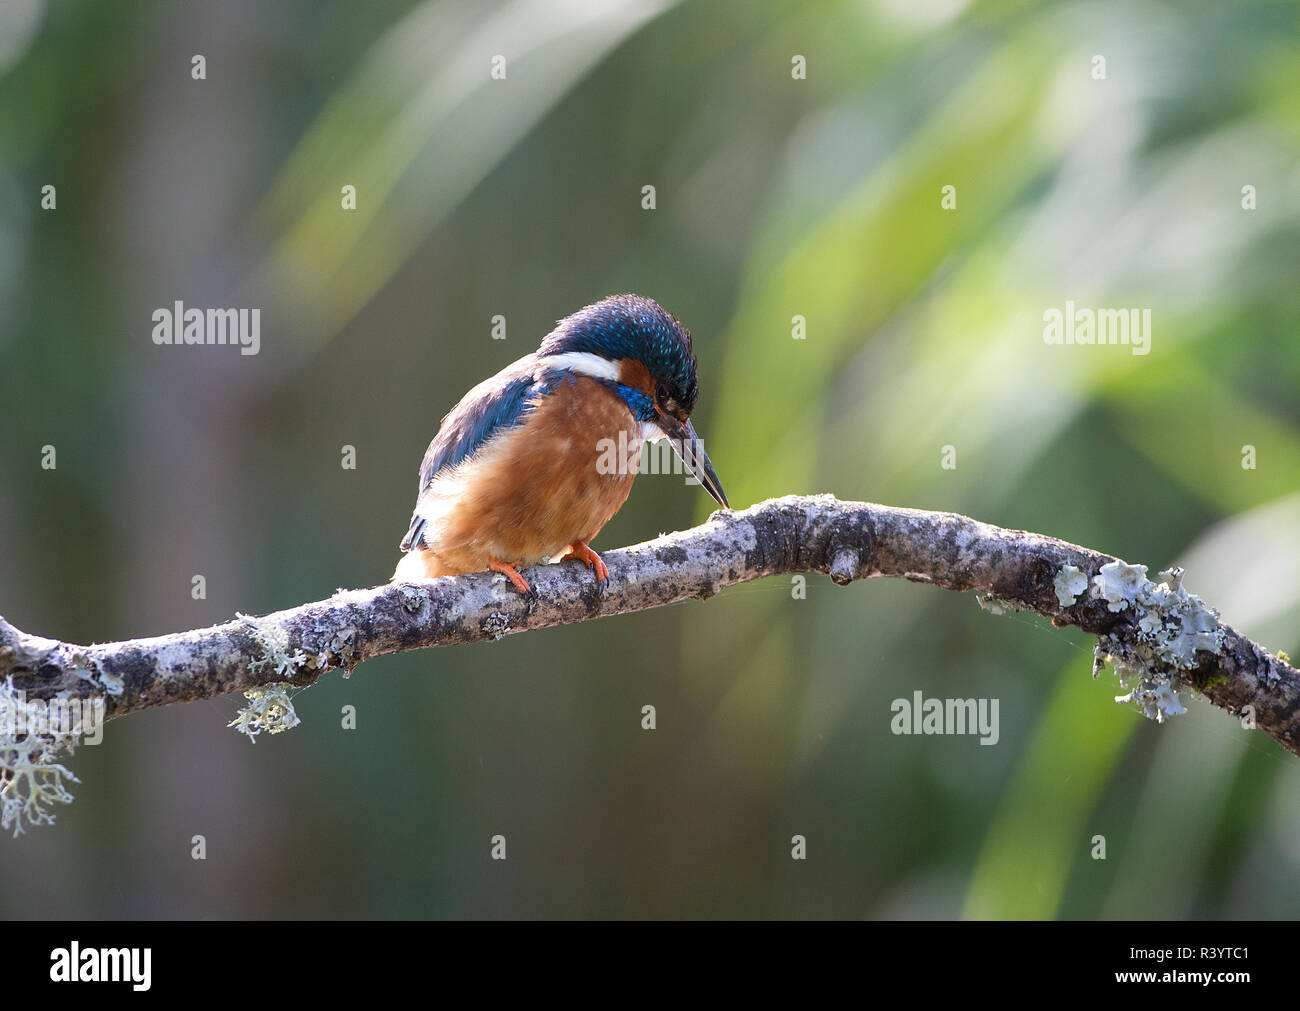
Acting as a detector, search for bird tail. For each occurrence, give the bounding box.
[399,514,427,552]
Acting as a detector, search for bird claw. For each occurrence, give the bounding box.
[560,542,609,595]
[585,570,609,599]
[489,558,537,608]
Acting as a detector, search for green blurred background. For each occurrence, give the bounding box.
[2,0,1298,918]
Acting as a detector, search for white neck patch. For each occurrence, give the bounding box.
[537,352,622,383]
[641,421,669,442]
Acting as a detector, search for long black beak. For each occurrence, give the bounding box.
[660,416,729,509]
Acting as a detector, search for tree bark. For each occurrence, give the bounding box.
[2,495,1296,754]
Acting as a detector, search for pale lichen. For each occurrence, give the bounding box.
[1112,657,1188,723]
[1054,564,1089,607]
[327,626,357,667]
[1094,562,1225,725]
[1093,561,1148,612]
[1131,566,1224,668]
[227,684,302,741]
[241,613,309,681]
[0,676,82,836]
[235,614,309,738]
[481,611,511,639]
[400,586,427,614]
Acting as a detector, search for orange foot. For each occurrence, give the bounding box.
[560,540,610,590]
[489,558,537,602]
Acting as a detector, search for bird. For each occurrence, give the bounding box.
[393,294,729,598]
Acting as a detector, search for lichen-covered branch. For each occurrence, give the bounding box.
[2,494,1297,757]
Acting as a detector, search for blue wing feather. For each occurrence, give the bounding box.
[400,355,545,551]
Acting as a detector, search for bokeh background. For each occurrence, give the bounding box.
[2,0,1298,919]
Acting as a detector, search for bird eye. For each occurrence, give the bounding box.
[655,385,682,418]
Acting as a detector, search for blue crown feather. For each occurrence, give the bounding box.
[537,294,698,411]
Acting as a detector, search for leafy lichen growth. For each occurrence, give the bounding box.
[1093,561,1148,612]
[0,676,83,836]
[1092,562,1225,724]
[227,684,302,741]
[1130,566,1224,667]
[235,614,309,738]
[1113,665,1188,722]
[1054,564,1089,607]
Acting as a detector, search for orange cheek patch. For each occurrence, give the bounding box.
[617,358,655,397]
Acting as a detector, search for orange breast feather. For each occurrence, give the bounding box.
[402,376,641,577]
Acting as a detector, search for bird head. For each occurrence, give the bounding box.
[537,294,729,509]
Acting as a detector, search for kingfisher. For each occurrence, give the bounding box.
[393,294,730,598]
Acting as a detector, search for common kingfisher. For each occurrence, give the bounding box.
[393,294,730,598]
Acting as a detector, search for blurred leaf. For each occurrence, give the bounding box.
[249,0,675,354]
[710,27,1066,509]
[962,653,1133,919]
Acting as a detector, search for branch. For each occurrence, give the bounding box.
[2,494,1297,754]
